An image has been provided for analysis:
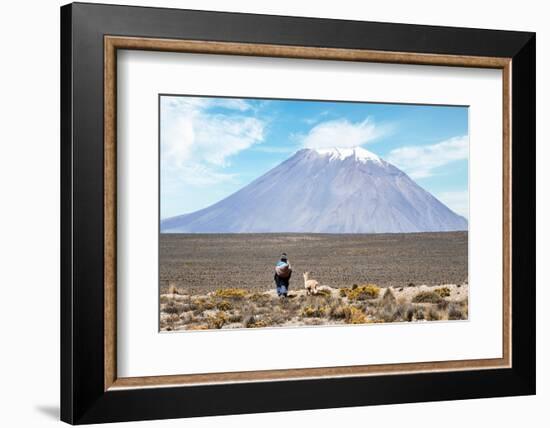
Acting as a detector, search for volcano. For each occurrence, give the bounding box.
[161,147,468,233]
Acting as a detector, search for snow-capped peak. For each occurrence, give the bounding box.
[313,146,383,164]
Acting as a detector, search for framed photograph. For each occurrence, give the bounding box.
[60,2,535,424]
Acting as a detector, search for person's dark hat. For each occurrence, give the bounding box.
[280,252,288,260]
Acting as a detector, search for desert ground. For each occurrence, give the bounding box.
[159,232,468,331]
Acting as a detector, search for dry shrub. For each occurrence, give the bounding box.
[412,290,443,304]
[329,304,347,320]
[163,301,183,315]
[426,307,442,321]
[227,312,243,323]
[448,301,467,320]
[190,298,215,314]
[343,284,380,301]
[301,305,327,318]
[434,287,451,298]
[343,306,368,324]
[213,288,248,299]
[249,292,271,304]
[244,315,269,328]
[216,300,232,311]
[168,283,179,295]
[269,311,289,325]
[381,288,396,305]
[437,300,449,311]
[206,311,228,329]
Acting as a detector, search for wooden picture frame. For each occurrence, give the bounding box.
[61,2,535,424]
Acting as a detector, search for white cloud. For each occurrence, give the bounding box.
[303,110,329,125]
[435,190,469,219]
[387,135,468,179]
[300,117,389,149]
[213,98,253,112]
[160,97,265,186]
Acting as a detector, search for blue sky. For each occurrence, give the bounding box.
[160,95,469,219]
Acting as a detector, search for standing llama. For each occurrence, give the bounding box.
[303,272,319,295]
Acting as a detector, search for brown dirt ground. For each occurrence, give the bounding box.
[160,232,468,294]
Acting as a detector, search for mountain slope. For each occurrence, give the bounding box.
[161,147,468,233]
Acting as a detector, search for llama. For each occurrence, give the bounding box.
[303,272,319,295]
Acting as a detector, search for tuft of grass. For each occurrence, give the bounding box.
[343,306,368,324]
[244,315,269,328]
[344,284,380,301]
[414,307,425,320]
[249,292,271,304]
[190,298,215,313]
[381,288,396,305]
[206,311,228,329]
[426,307,442,321]
[329,304,347,320]
[168,283,179,295]
[301,305,327,318]
[227,312,243,323]
[216,300,232,311]
[163,301,183,315]
[412,290,443,303]
[434,287,451,298]
[448,301,467,320]
[213,288,248,299]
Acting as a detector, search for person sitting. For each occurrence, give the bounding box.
[274,252,292,298]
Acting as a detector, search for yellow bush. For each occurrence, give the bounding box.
[412,290,442,303]
[301,305,327,318]
[191,298,215,311]
[249,319,269,328]
[213,288,248,299]
[216,300,232,311]
[343,284,380,301]
[245,316,270,328]
[343,306,368,324]
[434,287,451,298]
[206,311,228,329]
